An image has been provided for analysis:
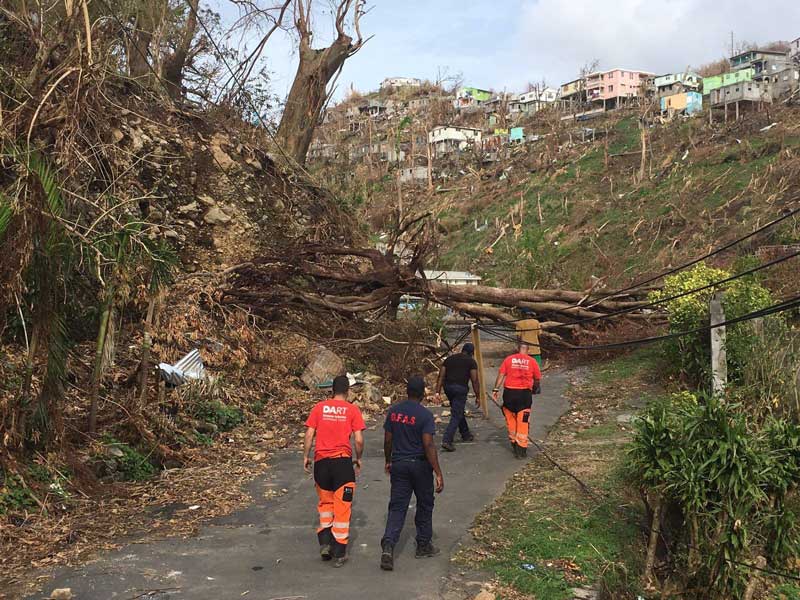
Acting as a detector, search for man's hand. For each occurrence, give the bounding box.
[492,389,499,403]
[385,462,392,475]
[434,472,444,494]
[353,458,362,477]
[533,381,542,395]
[303,456,312,474]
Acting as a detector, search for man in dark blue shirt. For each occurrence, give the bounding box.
[380,376,444,571]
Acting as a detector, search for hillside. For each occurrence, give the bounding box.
[310,88,800,296]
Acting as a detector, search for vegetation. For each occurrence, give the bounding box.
[629,394,800,599]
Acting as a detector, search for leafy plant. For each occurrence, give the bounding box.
[100,436,156,481]
[650,262,778,387]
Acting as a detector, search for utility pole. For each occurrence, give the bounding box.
[710,292,727,396]
[470,324,488,418]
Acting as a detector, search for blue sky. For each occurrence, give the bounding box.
[215,0,800,101]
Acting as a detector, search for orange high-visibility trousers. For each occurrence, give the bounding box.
[313,456,356,558]
[502,406,531,448]
[316,482,355,545]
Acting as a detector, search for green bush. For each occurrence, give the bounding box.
[0,472,37,514]
[101,436,156,481]
[650,262,777,386]
[191,399,244,433]
[629,394,800,598]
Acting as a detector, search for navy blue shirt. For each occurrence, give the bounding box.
[383,399,436,460]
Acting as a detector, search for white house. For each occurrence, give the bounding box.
[428,126,482,157]
[510,88,559,114]
[421,270,482,286]
[381,77,422,89]
[791,37,800,59]
[399,166,430,185]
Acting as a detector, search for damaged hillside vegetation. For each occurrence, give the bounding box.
[0,0,429,594]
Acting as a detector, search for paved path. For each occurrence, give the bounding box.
[29,357,570,600]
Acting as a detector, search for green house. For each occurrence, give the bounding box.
[702,68,754,95]
[510,127,525,142]
[457,87,493,103]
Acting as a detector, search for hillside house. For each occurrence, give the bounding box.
[703,68,754,95]
[730,49,789,72]
[654,72,702,98]
[455,86,493,109]
[586,68,654,109]
[358,99,388,119]
[408,97,431,111]
[399,166,430,185]
[510,127,525,144]
[421,270,482,286]
[380,77,422,89]
[428,126,482,156]
[660,91,703,117]
[510,88,559,114]
[559,78,587,109]
[791,38,800,59]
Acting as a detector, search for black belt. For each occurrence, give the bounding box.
[393,455,427,462]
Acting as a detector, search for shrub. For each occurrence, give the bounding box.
[629,394,800,598]
[650,262,777,387]
[100,436,156,481]
[191,399,244,433]
[0,472,37,514]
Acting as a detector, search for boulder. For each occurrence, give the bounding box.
[204,206,232,225]
[50,588,73,599]
[301,347,345,390]
[210,133,236,171]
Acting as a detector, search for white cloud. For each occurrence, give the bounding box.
[516,0,800,85]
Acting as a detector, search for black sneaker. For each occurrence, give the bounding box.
[462,433,475,442]
[519,446,528,459]
[511,441,518,456]
[441,442,456,452]
[333,555,348,568]
[380,541,394,571]
[415,541,441,559]
[320,544,332,561]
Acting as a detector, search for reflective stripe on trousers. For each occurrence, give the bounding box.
[502,406,531,449]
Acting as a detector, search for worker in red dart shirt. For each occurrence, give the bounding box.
[303,375,366,568]
[491,342,542,458]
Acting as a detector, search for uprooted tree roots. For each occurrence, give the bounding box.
[221,219,663,347]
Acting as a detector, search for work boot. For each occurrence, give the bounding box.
[511,441,518,457]
[333,555,348,568]
[517,446,528,459]
[415,541,440,559]
[380,540,394,571]
[461,433,475,442]
[441,442,456,452]
[320,544,332,561]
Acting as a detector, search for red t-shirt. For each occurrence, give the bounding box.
[499,353,542,390]
[305,398,366,461]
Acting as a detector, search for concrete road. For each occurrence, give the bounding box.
[28,357,569,600]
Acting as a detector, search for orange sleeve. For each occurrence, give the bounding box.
[532,360,542,381]
[499,356,510,375]
[351,406,366,432]
[305,403,320,429]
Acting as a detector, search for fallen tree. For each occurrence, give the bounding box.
[221,227,664,346]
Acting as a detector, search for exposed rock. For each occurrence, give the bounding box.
[571,589,599,600]
[473,592,495,600]
[362,381,383,406]
[210,133,236,171]
[177,201,199,214]
[198,194,216,206]
[50,588,73,599]
[111,129,124,143]
[301,347,345,389]
[204,206,232,225]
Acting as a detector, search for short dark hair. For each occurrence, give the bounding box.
[332,375,350,395]
[406,375,426,399]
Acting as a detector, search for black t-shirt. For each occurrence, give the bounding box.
[384,400,436,460]
[443,353,478,386]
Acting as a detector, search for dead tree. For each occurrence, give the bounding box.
[277,0,369,165]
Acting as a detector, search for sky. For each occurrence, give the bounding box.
[215,0,800,101]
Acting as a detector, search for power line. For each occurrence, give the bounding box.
[483,204,800,326]
[476,293,800,352]
[482,395,800,583]
[482,249,800,332]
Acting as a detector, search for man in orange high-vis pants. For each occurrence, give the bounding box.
[304,375,366,567]
[491,342,542,459]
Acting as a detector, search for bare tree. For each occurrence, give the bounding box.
[277,0,369,165]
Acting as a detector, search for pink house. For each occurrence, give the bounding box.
[586,68,655,109]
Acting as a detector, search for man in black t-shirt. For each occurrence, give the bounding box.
[380,376,444,571]
[434,343,480,452]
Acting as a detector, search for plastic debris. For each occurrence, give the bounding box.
[520,563,537,571]
[157,349,206,387]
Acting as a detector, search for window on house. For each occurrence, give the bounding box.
[609,85,614,92]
